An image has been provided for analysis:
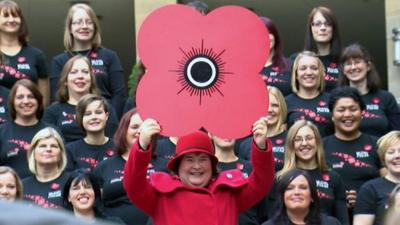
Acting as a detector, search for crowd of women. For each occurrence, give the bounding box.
[0,0,400,225]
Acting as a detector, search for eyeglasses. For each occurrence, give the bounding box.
[71,19,94,27]
[293,135,315,144]
[343,59,367,67]
[311,21,332,28]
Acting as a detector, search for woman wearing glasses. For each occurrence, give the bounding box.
[50,3,126,117]
[301,6,342,92]
[0,0,49,106]
[338,43,400,137]
[268,120,349,225]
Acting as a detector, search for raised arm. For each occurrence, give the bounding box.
[237,117,275,212]
[123,118,161,215]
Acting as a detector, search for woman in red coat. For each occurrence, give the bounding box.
[123,117,275,225]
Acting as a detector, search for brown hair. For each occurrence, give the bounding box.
[8,79,43,120]
[113,108,139,155]
[0,166,23,200]
[56,55,98,103]
[304,6,341,62]
[0,0,28,45]
[63,3,101,51]
[75,94,109,133]
[338,43,382,93]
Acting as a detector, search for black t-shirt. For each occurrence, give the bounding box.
[360,90,400,137]
[123,97,136,115]
[306,169,349,225]
[318,54,340,93]
[0,86,9,125]
[289,53,340,93]
[262,214,341,225]
[43,102,119,143]
[155,136,176,162]
[66,138,116,172]
[323,134,381,191]
[0,121,53,179]
[0,45,48,89]
[238,132,287,172]
[50,48,126,117]
[260,65,292,96]
[22,172,69,209]
[354,177,398,225]
[218,158,262,225]
[286,92,331,137]
[94,155,168,225]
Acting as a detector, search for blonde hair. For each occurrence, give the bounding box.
[27,127,67,174]
[267,86,287,134]
[377,130,400,166]
[63,3,101,51]
[0,166,23,200]
[278,120,329,179]
[291,51,325,94]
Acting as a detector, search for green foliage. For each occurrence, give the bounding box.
[127,62,140,96]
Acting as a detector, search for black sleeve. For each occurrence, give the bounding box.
[353,181,377,215]
[107,51,126,118]
[384,91,400,131]
[332,171,349,225]
[50,57,64,103]
[36,50,49,78]
[42,105,58,126]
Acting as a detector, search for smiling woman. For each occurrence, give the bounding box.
[286,51,331,137]
[0,79,52,179]
[263,169,341,225]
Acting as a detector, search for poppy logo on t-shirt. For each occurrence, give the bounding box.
[90,52,98,59]
[106,149,114,157]
[17,57,26,63]
[61,112,76,125]
[51,183,60,190]
[0,97,3,104]
[275,138,284,145]
[321,173,330,182]
[272,66,279,72]
[372,97,380,104]
[329,62,337,68]
[364,144,372,151]
[318,101,327,107]
[236,163,244,171]
[79,157,98,169]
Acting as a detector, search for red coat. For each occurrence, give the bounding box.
[124,140,274,225]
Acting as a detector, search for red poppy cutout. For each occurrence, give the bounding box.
[136,5,270,139]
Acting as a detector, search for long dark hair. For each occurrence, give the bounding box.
[260,16,289,72]
[62,169,105,218]
[304,6,341,62]
[338,43,381,93]
[272,169,321,225]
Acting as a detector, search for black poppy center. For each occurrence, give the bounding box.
[185,56,218,88]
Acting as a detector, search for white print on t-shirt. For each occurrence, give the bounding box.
[316,180,329,189]
[356,151,369,158]
[332,162,344,168]
[366,104,379,110]
[17,64,30,70]
[48,190,61,199]
[273,146,284,153]
[317,107,329,113]
[110,177,123,184]
[0,106,5,113]
[327,67,339,74]
[91,59,104,66]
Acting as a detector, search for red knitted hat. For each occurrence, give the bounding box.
[167,131,219,173]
